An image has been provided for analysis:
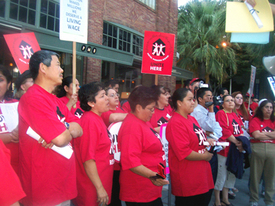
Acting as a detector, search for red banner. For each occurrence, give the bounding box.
[4,32,40,74]
[141,31,175,76]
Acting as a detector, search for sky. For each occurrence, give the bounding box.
[178,0,190,7]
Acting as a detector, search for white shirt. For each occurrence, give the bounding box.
[191,104,222,139]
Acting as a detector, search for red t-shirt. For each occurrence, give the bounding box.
[0,99,19,175]
[118,113,165,202]
[249,117,275,144]
[0,139,25,206]
[122,101,131,113]
[244,102,258,116]
[73,111,114,206]
[149,106,172,128]
[59,96,84,118]
[216,110,243,157]
[166,112,214,197]
[18,84,79,206]
[101,107,126,127]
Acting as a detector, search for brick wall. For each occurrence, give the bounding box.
[86,0,178,91]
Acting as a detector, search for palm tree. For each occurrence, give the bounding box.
[177,0,238,85]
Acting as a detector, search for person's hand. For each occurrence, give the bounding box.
[206,138,216,146]
[150,177,169,186]
[205,131,213,137]
[67,93,78,107]
[236,141,244,152]
[96,186,109,206]
[203,150,213,161]
[38,137,54,149]
[10,127,19,143]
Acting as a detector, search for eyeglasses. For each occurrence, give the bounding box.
[108,93,120,98]
[235,97,243,100]
[146,107,155,112]
[224,99,234,103]
[264,106,273,109]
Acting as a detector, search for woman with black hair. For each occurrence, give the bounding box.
[249,99,275,206]
[166,88,214,206]
[0,65,19,175]
[118,86,169,206]
[73,82,114,206]
[56,76,83,118]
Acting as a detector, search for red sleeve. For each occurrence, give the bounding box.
[216,111,232,141]
[166,115,192,161]
[119,122,143,170]
[249,117,261,134]
[79,117,99,162]
[0,140,25,206]
[101,111,112,126]
[122,101,131,113]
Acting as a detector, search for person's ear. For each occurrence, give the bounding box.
[177,100,182,107]
[87,101,95,108]
[136,104,142,112]
[64,85,69,93]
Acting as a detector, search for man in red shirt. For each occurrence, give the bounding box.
[18,50,83,206]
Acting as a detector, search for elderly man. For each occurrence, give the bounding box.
[18,50,83,206]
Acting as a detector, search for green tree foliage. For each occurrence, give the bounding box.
[177,0,238,85]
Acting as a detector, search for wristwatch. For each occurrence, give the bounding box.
[64,121,70,130]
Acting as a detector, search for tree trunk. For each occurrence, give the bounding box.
[198,62,206,79]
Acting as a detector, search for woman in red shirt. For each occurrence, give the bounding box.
[249,99,275,206]
[118,86,169,206]
[0,66,19,175]
[55,76,83,118]
[214,95,244,206]
[101,88,127,127]
[166,88,215,206]
[149,85,172,133]
[232,91,250,124]
[73,82,114,206]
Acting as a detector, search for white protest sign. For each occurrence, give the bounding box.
[59,0,88,44]
[160,123,169,174]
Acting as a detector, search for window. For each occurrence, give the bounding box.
[9,0,36,25]
[40,0,59,32]
[119,29,131,52]
[0,1,5,17]
[103,22,143,57]
[133,35,143,56]
[138,0,156,10]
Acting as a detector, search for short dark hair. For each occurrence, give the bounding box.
[29,50,59,80]
[196,88,212,103]
[184,79,191,88]
[15,70,32,91]
[55,76,73,98]
[128,86,157,112]
[78,82,103,111]
[254,99,274,122]
[172,88,190,110]
[218,87,228,96]
[151,85,165,98]
[108,79,119,88]
[0,65,13,100]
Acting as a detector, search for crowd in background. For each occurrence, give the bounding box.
[1,50,275,206]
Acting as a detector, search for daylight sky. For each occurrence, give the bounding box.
[178,0,190,7]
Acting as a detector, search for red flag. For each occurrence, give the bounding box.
[141,31,175,76]
[4,32,40,74]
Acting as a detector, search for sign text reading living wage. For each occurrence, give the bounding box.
[59,0,88,44]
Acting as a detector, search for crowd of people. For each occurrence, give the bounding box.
[1,50,275,206]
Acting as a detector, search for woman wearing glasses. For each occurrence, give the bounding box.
[214,95,244,206]
[249,99,275,206]
[149,85,172,133]
[101,88,127,127]
[118,86,169,206]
